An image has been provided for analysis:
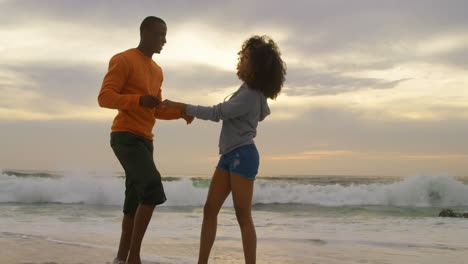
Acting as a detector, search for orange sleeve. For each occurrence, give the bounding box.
[154,89,183,120]
[98,54,140,110]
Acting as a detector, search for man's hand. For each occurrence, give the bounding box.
[182,113,194,125]
[139,95,160,108]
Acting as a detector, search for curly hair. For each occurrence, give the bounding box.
[236,35,286,99]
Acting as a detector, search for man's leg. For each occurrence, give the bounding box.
[111,132,139,263]
[111,132,164,264]
[198,168,231,264]
[126,204,156,264]
[115,214,134,262]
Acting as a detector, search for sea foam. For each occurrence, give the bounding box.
[1,171,467,207]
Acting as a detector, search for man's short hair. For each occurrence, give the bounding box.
[140,16,166,32]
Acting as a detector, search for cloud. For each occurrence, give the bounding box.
[2,107,467,175]
[284,68,410,96]
[3,1,468,78]
[0,63,110,120]
[1,63,104,102]
[399,154,468,160]
[163,65,237,92]
[430,46,468,70]
[265,150,468,161]
[265,150,354,160]
[2,0,468,176]
[258,107,468,156]
[0,61,243,121]
[4,1,468,55]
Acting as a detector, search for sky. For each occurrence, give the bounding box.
[1,0,468,177]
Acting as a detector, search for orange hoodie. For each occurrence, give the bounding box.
[98,48,182,140]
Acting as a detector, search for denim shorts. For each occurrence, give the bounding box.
[217,144,259,180]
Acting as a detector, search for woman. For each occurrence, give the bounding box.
[164,35,286,264]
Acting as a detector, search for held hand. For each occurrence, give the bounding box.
[161,99,193,124]
[182,113,195,125]
[139,95,160,108]
[162,99,186,110]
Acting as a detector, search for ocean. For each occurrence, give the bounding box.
[1,170,468,263]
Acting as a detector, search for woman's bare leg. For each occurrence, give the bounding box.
[230,173,256,264]
[198,168,231,264]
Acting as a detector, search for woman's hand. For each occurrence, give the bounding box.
[162,99,186,110]
[182,113,194,124]
[163,99,194,124]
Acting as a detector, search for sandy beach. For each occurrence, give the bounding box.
[3,229,467,264]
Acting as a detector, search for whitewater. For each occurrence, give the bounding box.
[1,171,468,208]
[1,171,468,263]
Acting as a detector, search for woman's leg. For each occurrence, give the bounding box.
[198,168,232,264]
[230,173,256,264]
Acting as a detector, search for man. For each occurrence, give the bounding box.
[98,16,193,264]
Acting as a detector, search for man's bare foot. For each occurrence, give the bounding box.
[112,257,126,264]
[126,257,142,264]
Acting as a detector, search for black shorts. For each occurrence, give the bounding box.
[110,131,166,216]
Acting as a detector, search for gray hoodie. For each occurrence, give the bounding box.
[185,84,271,154]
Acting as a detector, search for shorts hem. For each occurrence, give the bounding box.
[140,199,167,206]
[231,171,257,180]
[216,166,256,180]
